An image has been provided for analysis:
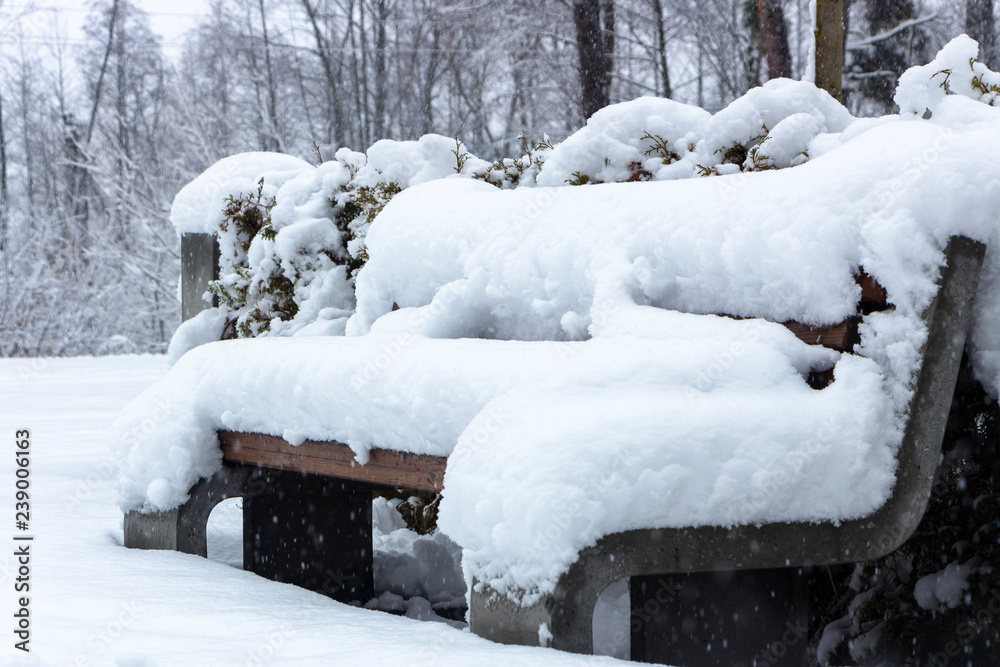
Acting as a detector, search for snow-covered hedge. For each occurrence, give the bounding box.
[170,35,1000,357]
[169,79,854,359]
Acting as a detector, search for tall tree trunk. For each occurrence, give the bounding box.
[421,26,441,135]
[816,0,845,99]
[347,0,366,146]
[756,0,792,79]
[258,0,282,152]
[17,48,36,211]
[358,0,371,146]
[372,0,388,140]
[0,89,8,254]
[572,0,614,120]
[967,0,998,69]
[651,0,671,98]
[244,5,272,151]
[602,0,615,96]
[87,0,120,145]
[63,115,90,267]
[0,85,8,338]
[696,41,704,107]
[300,0,344,146]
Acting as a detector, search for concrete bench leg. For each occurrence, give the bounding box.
[629,569,808,666]
[124,464,251,556]
[243,470,373,604]
[126,464,374,605]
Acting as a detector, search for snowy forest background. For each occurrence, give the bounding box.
[0,0,996,357]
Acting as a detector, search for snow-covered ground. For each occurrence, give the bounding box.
[0,355,630,666]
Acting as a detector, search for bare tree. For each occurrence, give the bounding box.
[651,0,672,97]
[258,0,283,151]
[966,0,998,68]
[573,0,616,119]
[300,0,346,145]
[0,86,8,254]
[816,0,845,99]
[756,0,792,78]
[371,0,389,139]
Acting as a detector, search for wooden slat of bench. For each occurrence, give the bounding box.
[781,316,861,351]
[219,431,447,493]
[858,271,889,310]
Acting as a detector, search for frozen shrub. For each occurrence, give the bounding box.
[896,33,1000,114]
[472,134,553,189]
[174,77,862,348]
[207,180,298,338]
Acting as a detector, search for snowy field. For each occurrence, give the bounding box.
[0,355,629,667]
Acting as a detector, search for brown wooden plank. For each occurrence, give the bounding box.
[857,271,889,312]
[780,316,860,352]
[219,431,447,493]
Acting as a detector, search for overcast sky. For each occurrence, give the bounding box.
[1,0,212,57]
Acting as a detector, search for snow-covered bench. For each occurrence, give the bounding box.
[469,234,985,654]
[123,232,985,657]
[117,38,1000,662]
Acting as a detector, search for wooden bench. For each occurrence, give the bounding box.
[125,234,986,662]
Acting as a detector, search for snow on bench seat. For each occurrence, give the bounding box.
[115,47,1000,601]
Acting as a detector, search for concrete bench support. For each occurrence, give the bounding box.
[125,464,373,604]
[629,569,808,666]
[180,232,219,322]
[243,470,372,603]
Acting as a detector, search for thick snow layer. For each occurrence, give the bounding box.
[534,80,851,186]
[115,320,852,510]
[133,39,1000,601]
[895,34,1000,115]
[1,355,628,666]
[535,96,711,185]
[170,152,312,235]
[166,307,226,364]
[697,78,854,165]
[363,134,491,187]
[350,108,997,351]
[123,96,1000,597]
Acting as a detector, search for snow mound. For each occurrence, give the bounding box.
[370,498,466,614]
[535,97,710,185]
[896,33,1000,115]
[170,152,312,235]
[167,308,226,365]
[362,134,490,188]
[698,78,854,171]
[913,561,974,611]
